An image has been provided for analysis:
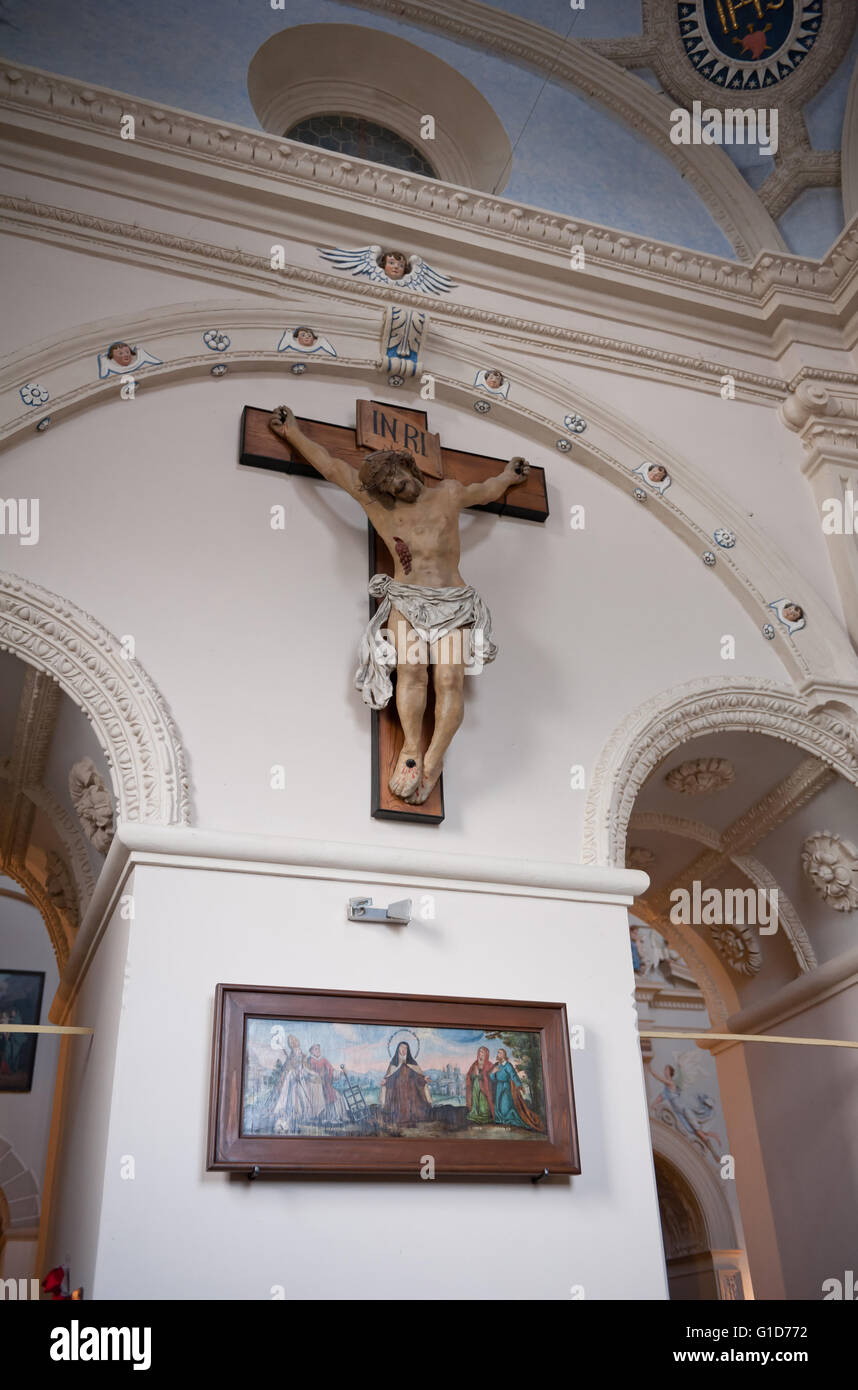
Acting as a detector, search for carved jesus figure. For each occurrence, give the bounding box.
[268,406,530,804]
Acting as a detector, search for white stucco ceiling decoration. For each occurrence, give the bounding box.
[654,0,844,105]
[583,677,858,867]
[585,0,856,220]
[627,845,657,869]
[665,756,736,795]
[800,831,858,911]
[709,919,763,975]
[0,572,191,829]
[247,24,513,195]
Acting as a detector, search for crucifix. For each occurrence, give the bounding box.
[240,399,548,824]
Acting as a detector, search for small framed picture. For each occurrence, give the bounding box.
[208,984,579,1176]
[0,970,45,1093]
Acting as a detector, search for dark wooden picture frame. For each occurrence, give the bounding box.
[0,969,45,1094]
[207,985,579,1177]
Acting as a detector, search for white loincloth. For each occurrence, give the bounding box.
[355,574,498,710]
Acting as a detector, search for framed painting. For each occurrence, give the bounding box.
[0,969,45,1094]
[207,985,579,1176]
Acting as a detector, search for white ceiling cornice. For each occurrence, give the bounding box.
[3,193,858,400]
[2,62,857,343]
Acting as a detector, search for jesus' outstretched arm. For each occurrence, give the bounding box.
[450,456,531,509]
[268,405,360,498]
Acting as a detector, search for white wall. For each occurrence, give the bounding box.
[44,892,130,1293]
[2,368,786,861]
[738,984,858,1301]
[0,882,59,1273]
[66,861,671,1300]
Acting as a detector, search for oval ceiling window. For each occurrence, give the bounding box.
[248,25,513,194]
[285,114,438,178]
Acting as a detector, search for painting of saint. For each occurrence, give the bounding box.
[306,1042,349,1123]
[241,1017,547,1140]
[491,1048,541,1129]
[379,1040,432,1127]
[465,1045,495,1123]
[270,1034,325,1133]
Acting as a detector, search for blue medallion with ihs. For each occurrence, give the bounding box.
[678,1,823,90]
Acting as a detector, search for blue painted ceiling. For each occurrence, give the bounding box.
[0,0,852,260]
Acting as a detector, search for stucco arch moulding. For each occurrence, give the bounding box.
[0,573,191,828]
[629,812,816,975]
[4,299,858,706]
[650,1123,739,1253]
[0,858,70,968]
[583,677,858,868]
[248,25,513,196]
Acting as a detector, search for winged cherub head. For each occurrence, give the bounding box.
[379,249,409,280]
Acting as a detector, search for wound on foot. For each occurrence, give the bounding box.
[393,536,413,574]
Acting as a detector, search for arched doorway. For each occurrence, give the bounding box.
[596,676,858,1299]
[0,576,192,1286]
[653,1148,745,1301]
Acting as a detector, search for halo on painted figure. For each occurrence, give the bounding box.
[387,1028,421,1059]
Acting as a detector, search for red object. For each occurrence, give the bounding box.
[739,30,770,60]
[43,1265,69,1298]
[306,1053,338,1106]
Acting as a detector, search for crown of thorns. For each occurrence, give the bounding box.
[358,449,423,505]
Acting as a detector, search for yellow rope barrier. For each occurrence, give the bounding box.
[640,1029,858,1049]
[0,1024,93,1035]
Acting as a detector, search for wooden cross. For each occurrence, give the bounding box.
[240,399,549,824]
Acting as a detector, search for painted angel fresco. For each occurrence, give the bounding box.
[646,1051,723,1161]
[318,245,456,296]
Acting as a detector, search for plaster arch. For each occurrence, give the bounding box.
[633,897,738,1030]
[651,1124,739,1254]
[0,860,70,969]
[5,300,857,708]
[0,573,191,831]
[628,811,816,974]
[583,677,858,869]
